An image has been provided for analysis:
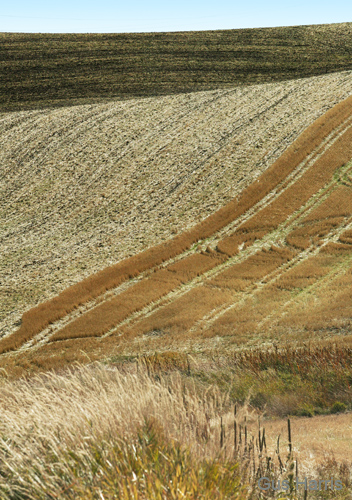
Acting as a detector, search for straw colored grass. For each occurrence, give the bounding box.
[0,363,245,499]
[0,355,351,498]
[0,359,350,499]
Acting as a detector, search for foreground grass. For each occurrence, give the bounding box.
[0,361,350,499]
[0,365,247,499]
[2,23,352,112]
[1,419,244,499]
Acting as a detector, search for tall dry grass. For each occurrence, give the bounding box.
[0,363,235,498]
[0,362,272,499]
[0,360,350,499]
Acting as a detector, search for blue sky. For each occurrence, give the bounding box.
[1,0,352,33]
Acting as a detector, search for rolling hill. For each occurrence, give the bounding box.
[2,22,352,112]
[1,70,352,375]
[2,23,352,498]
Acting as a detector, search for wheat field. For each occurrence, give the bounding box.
[2,59,352,499]
[2,71,352,367]
[2,70,352,346]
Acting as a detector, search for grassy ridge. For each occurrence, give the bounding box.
[1,22,352,111]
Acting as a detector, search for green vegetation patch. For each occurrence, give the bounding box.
[146,345,352,418]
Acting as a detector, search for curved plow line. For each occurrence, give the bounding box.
[97,164,352,340]
[83,89,285,203]
[5,90,230,210]
[8,95,344,350]
[101,108,352,275]
[0,110,57,147]
[99,85,293,202]
[1,106,113,213]
[2,97,184,230]
[6,98,352,351]
[195,213,352,335]
[170,86,313,197]
[58,161,352,343]
[0,91,246,346]
[156,88,289,200]
[3,88,248,237]
[13,103,149,193]
[79,89,243,193]
[0,109,47,138]
[2,105,107,161]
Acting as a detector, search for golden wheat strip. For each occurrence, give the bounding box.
[3,93,352,352]
[113,162,352,341]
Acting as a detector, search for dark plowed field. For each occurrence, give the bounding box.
[2,22,352,112]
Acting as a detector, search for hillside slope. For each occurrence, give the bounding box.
[2,23,352,112]
[2,71,352,343]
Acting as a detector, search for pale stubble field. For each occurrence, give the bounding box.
[1,71,352,339]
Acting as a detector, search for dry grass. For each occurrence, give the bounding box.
[339,229,352,245]
[0,362,267,499]
[157,126,352,339]
[0,363,242,499]
[0,360,350,499]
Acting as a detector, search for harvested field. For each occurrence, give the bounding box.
[2,71,352,345]
[1,70,352,378]
[16,94,352,349]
